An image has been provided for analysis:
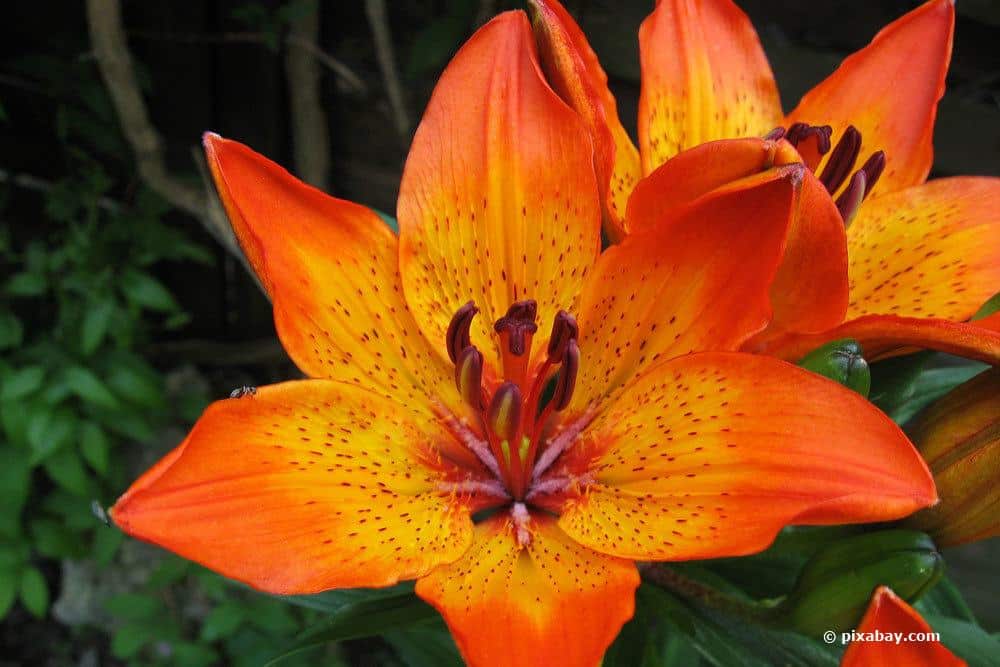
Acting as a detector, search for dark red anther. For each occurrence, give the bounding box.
[446,301,478,363]
[835,170,867,225]
[546,310,579,363]
[488,381,522,442]
[454,346,484,410]
[859,151,886,200]
[785,122,833,156]
[763,127,786,141]
[819,125,862,193]
[494,300,538,356]
[551,339,579,412]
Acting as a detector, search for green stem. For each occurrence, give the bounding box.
[639,563,782,624]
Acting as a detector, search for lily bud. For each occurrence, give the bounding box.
[488,382,522,443]
[779,529,942,637]
[454,346,484,410]
[906,368,1000,547]
[797,338,871,397]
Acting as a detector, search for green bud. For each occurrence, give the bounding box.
[779,529,942,637]
[797,338,870,397]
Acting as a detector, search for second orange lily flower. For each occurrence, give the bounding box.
[111,10,938,667]
[530,0,1000,366]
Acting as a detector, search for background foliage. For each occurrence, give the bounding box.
[1,0,998,665]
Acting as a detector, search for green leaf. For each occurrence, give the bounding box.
[30,518,85,559]
[1,366,45,402]
[384,618,463,667]
[27,408,77,464]
[170,642,219,667]
[105,592,161,620]
[92,525,123,565]
[42,447,93,496]
[111,622,157,659]
[63,365,120,409]
[280,582,413,614]
[916,577,978,623]
[119,269,177,311]
[0,567,19,619]
[924,614,1000,667]
[0,449,30,538]
[0,312,23,350]
[80,298,115,354]
[104,360,163,408]
[79,422,110,475]
[266,593,439,666]
[201,600,248,641]
[870,353,986,425]
[5,272,47,296]
[19,566,48,617]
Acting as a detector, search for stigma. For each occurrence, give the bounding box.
[445,300,580,500]
[767,122,885,224]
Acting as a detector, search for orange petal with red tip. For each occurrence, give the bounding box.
[415,512,638,667]
[528,0,642,241]
[846,177,1000,323]
[570,165,799,410]
[556,352,936,561]
[785,0,954,195]
[842,587,966,667]
[203,134,458,407]
[112,380,482,594]
[637,0,782,174]
[398,12,601,373]
[627,138,848,335]
[755,314,1000,365]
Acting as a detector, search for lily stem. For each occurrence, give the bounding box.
[638,563,782,625]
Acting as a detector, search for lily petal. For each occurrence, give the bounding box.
[842,587,966,667]
[754,314,1000,365]
[638,0,782,174]
[785,0,954,195]
[204,135,457,406]
[627,138,848,335]
[847,177,1000,322]
[398,12,601,372]
[415,512,638,667]
[571,165,799,410]
[528,0,642,241]
[112,381,481,594]
[557,352,936,561]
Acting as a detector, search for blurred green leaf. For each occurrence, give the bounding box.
[916,577,978,624]
[1,366,45,402]
[63,365,120,409]
[18,566,48,617]
[147,555,190,587]
[170,641,219,667]
[111,621,157,659]
[0,449,30,538]
[384,618,463,667]
[27,408,77,464]
[925,614,1000,667]
[871,353,987,425]
[0,312,24,350]
[105,358,164,408]
[42,447,93,496]
[267,592,438,666]
[79,421,110,475]
[0,567,18,618]
[30,518,85,559]
[105,592,161,620]
[80,297,115,355]
[201,600,248,641]
[5,271,47,296]
[119,268,178,311]
[92,525,123,565]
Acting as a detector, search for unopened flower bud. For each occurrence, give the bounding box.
[797,338,870,397]
[907,368,1000,547]
[779,529,942,637]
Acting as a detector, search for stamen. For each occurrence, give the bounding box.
[819,125,861,193]
[454,346,484,410]
[550,339,579,411]
[438,478,510,499]
[763,127,786,141]
[446,301,478,363]
[836,170,867,225]
[547,310,579,363]
[525,473,593,500]
[494,300,538,356]
[511,502,532,547]
[859,151,886,200]
[437,411,504,481]
[785,122,833,155]
[532,405,597,481]
[488,382,522,443]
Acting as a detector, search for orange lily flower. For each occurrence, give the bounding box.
[529,0,1000,365]
[111,13,938,667]
[841,586,965,667]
